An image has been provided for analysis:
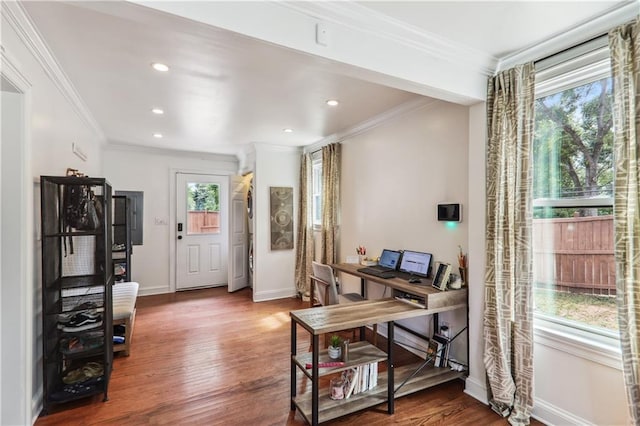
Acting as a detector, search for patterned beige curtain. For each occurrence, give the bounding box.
[483,63,535,426]
[610,18,640,424]
[294,153,314,295]
[321,143,340,264]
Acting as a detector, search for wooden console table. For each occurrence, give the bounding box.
[290,298,466,425]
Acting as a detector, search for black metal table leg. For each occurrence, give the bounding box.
[312,334,319,426]
[387,320,395,414]
[291,320,297,410]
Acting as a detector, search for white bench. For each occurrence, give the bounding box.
[112,281,139,356]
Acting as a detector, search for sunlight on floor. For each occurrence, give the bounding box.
[259,311,290,330]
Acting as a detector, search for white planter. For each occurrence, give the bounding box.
[328,345,341,360]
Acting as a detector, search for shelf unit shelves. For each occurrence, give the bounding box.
[292,360,464,424]
[40,175,114,415]
[292,341,387,423]
[290,296,468,425]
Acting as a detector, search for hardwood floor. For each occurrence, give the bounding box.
[35,287,541,425]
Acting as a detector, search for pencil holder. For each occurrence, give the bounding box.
[459,267,467,286]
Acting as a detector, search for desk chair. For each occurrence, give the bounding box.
[310,261,378,346]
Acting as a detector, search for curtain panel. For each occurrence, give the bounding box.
[610,18,640,424]
[294,153,313,296]
[320,143,341,264]
[483,62,535,426]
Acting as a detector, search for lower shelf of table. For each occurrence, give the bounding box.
[292,361,466,424]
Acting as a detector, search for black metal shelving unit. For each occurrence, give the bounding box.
[40,176,113,414]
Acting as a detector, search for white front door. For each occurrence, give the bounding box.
[176,173,229,290]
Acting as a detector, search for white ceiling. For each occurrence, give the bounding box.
[20,1,633,157]
[358,1,627,59]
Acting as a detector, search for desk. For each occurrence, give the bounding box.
[330,263,467,311]
[331,262,468,379]
[291,299,449,425]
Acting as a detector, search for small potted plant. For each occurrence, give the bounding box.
[328,335,342,360]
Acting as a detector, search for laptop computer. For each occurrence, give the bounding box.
[357,249,401,278]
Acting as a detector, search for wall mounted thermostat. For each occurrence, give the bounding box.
[437,203,461,222]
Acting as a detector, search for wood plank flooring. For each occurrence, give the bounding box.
[35,287,541,425]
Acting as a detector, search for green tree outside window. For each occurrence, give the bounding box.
[188,183,219,212]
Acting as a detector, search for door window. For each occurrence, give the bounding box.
[187,182,220,235]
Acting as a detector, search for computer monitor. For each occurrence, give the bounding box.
[398,250,432,277]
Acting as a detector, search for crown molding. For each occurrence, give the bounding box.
[1,1,106,143]
[104,141,239,164]
[278,1,497,76]
[1,45,31,92]
[305,97,438,153]
[253,143,302,154]
[498,1,639,71]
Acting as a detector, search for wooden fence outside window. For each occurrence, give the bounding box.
[533,215,615,296]
[188,211,220,234]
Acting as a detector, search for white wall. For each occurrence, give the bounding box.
[339,99,469,361]
[252,144,300,302]
[102,145,238,296]
[2,10,106,423]
[466,103,627,425]
[534,339,626,425]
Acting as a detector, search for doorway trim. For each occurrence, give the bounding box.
[169,168,233,293]
[1,46,34,424]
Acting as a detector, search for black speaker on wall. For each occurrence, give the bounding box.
[437,203,461,222]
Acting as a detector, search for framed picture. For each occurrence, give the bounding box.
[269,186,294,250]
[432,262,451,291]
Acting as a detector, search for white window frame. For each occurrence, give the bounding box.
[533,38,622,368]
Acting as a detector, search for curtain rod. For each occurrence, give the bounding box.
[534,33,608,70]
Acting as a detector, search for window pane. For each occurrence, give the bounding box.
[532,77,616,332]
[187,182,220,234]
[312,160,322,226]
[533,208,616,330]
[533,78,613,201]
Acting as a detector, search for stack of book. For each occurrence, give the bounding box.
[427,334,450,368]
[393,291,426,307]
[340,362,378,399]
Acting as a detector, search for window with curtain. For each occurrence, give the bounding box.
[533,39,619,347]
[311,153,322,228]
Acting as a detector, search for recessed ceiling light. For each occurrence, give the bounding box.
[283,128,293,133]
[151,63,169,72]
[151,108,164,115]
[153,133,163,138]
[326,99,339,106]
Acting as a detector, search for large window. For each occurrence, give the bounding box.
[311,154,322,227]
[533,46,617,338]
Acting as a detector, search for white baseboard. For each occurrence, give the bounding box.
[463,375,488,404]
[460,377,594,426]
[253,288,297,302]
[31,388,42,425]
[532,398,594,426]
[137,286,171,296]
